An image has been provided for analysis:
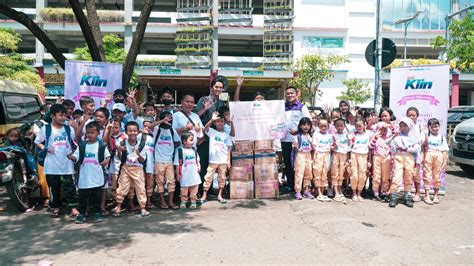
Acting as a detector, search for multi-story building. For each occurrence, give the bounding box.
[1,0,473,107]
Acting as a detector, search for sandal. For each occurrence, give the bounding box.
[424,196,433,205]
[159,204,169,209]
[111,207,121,217]
[169,204,179,210]
[217,198,227,204]
[141,209,150,217]
[102,210,110,216]
[180,202,187,209]
[189,202,197,209]
[50,209,60,218]
[432,196,440,204]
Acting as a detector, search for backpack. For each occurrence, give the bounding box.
[290,134,303,169]
[76,139,109,186]
[119,133,148,165]
[37,124,75,167]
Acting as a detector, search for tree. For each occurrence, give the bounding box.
[336,78,372,106]
[291,54,347,105]
[432,12,474,71]
[0,28,46,94]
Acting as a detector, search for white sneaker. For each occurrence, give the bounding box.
[352,195,359,202]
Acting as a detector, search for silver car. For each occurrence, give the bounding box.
[449,117,474,174]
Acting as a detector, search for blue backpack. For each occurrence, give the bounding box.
[37,124,75,167]
[290,134,303,168]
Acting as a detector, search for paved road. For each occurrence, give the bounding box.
[0,166,472,265]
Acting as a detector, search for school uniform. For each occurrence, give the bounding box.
[390,134,420,193]
[174,147,202,203]
[293,133,313,193]
[423,133,448,190]
[331,133,351,187]
[408,123,425,184]
[312,131,333,188]
[203,128,233,191]
[152,127,180,195]
[369,135,392,194]
[350,131,373,192]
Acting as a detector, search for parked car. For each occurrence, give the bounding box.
[449,117,474,174]
[447,106,474,127]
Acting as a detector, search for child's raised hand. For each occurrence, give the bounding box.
[211,111,220,121]
[162,113,173,125]
[236,75,244,87]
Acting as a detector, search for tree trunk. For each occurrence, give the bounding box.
[122,0,155,90]
[0,4,66,69]
[85,0,105,61]
[68,0,102,62]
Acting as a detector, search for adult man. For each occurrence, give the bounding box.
[281,86,311,192]
[194,78,227,180]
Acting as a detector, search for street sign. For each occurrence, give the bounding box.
[159,69,181,75]
[365,38,397,68]
[243,70,264,77]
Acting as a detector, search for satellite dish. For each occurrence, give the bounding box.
[365,38,397,68]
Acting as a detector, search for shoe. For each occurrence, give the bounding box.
[432,196,440,204]
[424,196,433,205]
[333,195,343,202]
[413,194,421,202]
[388,193,398,208]
[358,196,364,202]
[141,209,150,217]
[373,195,382,202]
[180,202,187,209]
[303,191,315,199]
[322,195,332,202]
[326,188,334,198]
[75,214,86,224]
[94,213,104,223]
[403,192,414,208]
[295,192,303,200]
[352,195,359,202]
[189,202,197,209]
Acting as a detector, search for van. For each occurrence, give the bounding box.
[449,117,474,174]
[0,80,42,140]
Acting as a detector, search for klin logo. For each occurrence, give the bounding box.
[404,78,433,90]
[80,75,108,87]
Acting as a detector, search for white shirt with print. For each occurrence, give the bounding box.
[351,131,374,154]
[294,134,313,153]
[172,111,204,147]
[124,139,147,167]
[173,147,202,187]
[34,125,76,175]
[73,141,111,189]
[312,131,333,153]
[426,133,449,152]
[207,128,232,164]
[154,127,180,163]
[334,133,351,154]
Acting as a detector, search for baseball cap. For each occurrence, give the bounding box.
[112,103,126,112]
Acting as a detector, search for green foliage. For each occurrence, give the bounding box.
[337,78,372,106]
[0,29,46,94]
[40,8,124,23]
[431,12,474,71]
[290,54,348,105]
[73,34,137,87]
[176,26,213,33]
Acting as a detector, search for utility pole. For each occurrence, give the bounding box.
[211,0,219,73]
[374,0,382,111]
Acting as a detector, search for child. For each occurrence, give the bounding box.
[151,111,180,209]
[292,117,314,200]
[69,122,111,223]
[104,119,127,200]
[141,117,158,209]
[201,112,233,203]
[218,106,235,137]
[73,96,95,139]
[328,110,340,134]
[111,121,149,217]
[93,107,110,141]
[369,124,394,201]
[175,132,202,209]
[350,117,373,202]
[377,107,397,137]
[389,118,420,208]
[34,104,78,218]
[312,118,333,202]
[406,107,424,202]
[422,118,448,205]
[331,118,351,203]
[62,99,75,125]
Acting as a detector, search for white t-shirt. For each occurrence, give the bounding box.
[224,124,232,135]
[351,131,373,154]
[173,147,202,187]
[334,133,351,154]
[33,119,48,136]
[294,134,312,153]
[142,133,155,174]
[34,125,76,175]
[207,128,232,164]
[153,127,180,163]
[172,111,204,147]
[73,141,111,189]
[124,139,147,167]
[312,131,333,153]
[109,133,127,175]
[426,133,449,152]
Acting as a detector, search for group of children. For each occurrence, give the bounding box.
[292,106,448,207]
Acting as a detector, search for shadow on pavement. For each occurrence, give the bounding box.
[446,169,472,179]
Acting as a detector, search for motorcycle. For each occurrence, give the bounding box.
[0,123,40,211]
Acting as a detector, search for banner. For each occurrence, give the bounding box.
[389,64,450,194]
[229,100,286,141]
[64,60,123,109]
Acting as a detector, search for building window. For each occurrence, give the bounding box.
[302,36,344,48]
[382,0,452,30]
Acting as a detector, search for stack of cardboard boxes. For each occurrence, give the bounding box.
[230,140,279,199]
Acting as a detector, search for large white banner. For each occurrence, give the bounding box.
[64,60,123,108]
[230,100,286,141]
[389,64,450,133]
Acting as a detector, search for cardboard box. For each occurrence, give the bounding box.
[230,165,253,181]
[230,180,254,199]
[255,180,279,199]
[231,151,254,167]
[254,140,274,151]
[254,164,278,182]
[254,149,277,165]
[234,141,255,152]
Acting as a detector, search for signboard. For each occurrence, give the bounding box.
[243,70,264,77]
[389,64,450,194]
[229,100,286,141]
[64,60,122,108]
[160,68,181,75]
